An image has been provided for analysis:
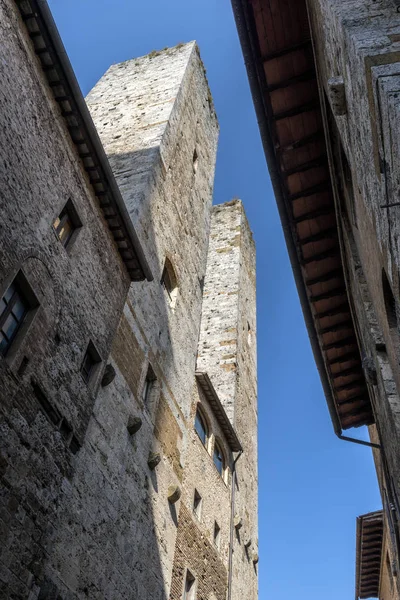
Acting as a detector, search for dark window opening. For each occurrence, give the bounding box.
[53,199,82,249]
[17,356,29,377]
[324,91,357,227]
[81,341,101,384]
[193,489,202,519]
[0,272,38,357]
[32,381,61,425]
[194,408,207,446]
[143,364,156,404]
[193,148,198,173]
[339,145,357,227]
[214,521,221,549]
[213,441,224,476]
[387,552,394,592]
[382,269,398,330]
[183,570,195,600]
[161,258,178,307]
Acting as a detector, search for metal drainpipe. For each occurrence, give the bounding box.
[338,434,381,449]
[227,450,243,600]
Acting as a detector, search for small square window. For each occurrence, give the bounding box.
[53,199,82,249]
[183,570,196,600]
[0,272,38,357]
[193,489,202,520]
[213,521,221,549]
[81,341,101,384]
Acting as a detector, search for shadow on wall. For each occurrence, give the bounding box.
[33,144,208,599]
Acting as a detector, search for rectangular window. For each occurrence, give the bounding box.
[53,199,82,249]
[183,570,195,600]
[81,341,101,384]
[193,489,202,520]
[0,273,37,357]
[214,521,221,549]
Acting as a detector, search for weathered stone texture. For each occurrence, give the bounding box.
[0,1,131,597]
[87,42,219,422]
[197,199,258,600]
[169,504,227,600]
[308,0,400,592]
[0,5,258,600]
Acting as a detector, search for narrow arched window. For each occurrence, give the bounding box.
[213,441,224,476]
[194,408,207,446]
[161,258,178,308]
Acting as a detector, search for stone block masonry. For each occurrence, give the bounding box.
[197,199,258,600]
[0,3,258,598]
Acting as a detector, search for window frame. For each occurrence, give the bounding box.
[213,439,225,478]
[80,341,101,385]
[53,198,82,251]
[0,271,39,359]
[194,407,208,448]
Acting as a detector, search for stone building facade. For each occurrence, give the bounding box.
[0,1,258,599]
[231,0,400,598]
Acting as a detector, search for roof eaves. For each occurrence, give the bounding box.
[195,371,243,453]
[230,0,342,435]
[355,511,383,600]
[15,0,153,282]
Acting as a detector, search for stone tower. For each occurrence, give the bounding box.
[0,3,258,596]
[198,200,258,600]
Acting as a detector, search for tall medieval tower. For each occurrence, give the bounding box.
[0,5,258,597]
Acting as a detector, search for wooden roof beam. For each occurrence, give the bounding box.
[295,208,335,226]
[268,69,316,92]
[273,101,319,122]
[262,38,312,62]
[289,180,331,201]
[328,350,359,365]
[310,287,346,303]
[283,155,327,178]
[299,227,338,246]
[322,335,356,351]
[306,268,343,287]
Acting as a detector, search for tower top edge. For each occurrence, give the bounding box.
[109,41,197,69]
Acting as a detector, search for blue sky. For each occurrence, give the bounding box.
[48,1,381,597]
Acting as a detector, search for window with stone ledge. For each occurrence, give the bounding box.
[0,271,39,358]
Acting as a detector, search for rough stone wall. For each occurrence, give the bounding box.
[30,42,220,600]
[369,426,399,600]
[0,5,258,600]
[197,200,258,600]
[87,42,219,421]
[308,0,400,591]
[169,383,233,600]
[0,1,131,598]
